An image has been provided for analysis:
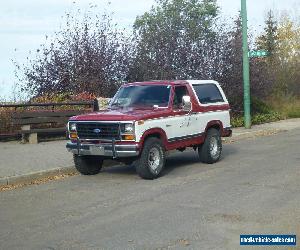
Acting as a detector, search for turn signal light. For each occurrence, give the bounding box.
[123,134,135,140]
[70,132,78,139]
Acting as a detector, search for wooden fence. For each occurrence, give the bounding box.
[0,99,99,139]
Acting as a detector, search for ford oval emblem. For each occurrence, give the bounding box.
[93,128,101,134]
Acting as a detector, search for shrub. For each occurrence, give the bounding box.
[72,92,96,101]
[231,116,244,128]
[30,93,72,103]
[267,96,300,119]
[251,97,273,114]
[287,109,300,118]
[231,111,283,128]
[251,112,283,125]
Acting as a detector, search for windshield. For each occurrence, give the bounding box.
[110,85,171,108]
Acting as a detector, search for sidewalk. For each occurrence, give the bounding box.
[1,118,300,186]
[229,118,300,140]
[0,140,74,186]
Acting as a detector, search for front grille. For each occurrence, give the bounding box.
[76,122,120,140]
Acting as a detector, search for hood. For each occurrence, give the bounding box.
[70,107,171,121]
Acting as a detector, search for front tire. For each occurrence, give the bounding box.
[73,155,103,175]
[198,128,222,164]
[134,137,166,179]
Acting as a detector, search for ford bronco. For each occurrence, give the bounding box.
[66,80,232,179]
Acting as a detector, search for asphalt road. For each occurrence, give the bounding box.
[0,130,299,250]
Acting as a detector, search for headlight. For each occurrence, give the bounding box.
[121,123,134,134]
[69,122,77,132]
[124,123,134,133]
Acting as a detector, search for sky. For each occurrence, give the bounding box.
[0,0,299,99]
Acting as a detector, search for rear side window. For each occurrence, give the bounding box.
[193,84,224,104]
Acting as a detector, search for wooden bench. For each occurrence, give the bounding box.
[1,100,98,143]
[12,110,86,144]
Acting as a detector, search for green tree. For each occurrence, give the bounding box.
[255,13,300,97]
[273,16,300,96]
[256,10,278,56]
[128,0,222,81]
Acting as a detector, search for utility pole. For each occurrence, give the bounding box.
[241,0,251,128]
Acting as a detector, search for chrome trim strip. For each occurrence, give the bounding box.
[79,138,122,142]
[168,132,204,142]
[79,143,138,147]
[139,110,229,123]
[66,142,139,158]
[199,110,229,114]
[68,120,135,124]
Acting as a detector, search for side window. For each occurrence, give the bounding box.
[193,84,224,104]
[173,86,188,109]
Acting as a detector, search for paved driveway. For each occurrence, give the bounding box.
[0,129,299,249]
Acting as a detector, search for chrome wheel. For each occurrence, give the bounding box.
[148,147,161,173]
[135,137,165,179]
[210,137,220,158]
[198,128,222,164]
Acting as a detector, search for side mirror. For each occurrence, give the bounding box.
[182,96,192,112]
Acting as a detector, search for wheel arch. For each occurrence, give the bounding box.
[204,120,224,135]
[138,128,168,150]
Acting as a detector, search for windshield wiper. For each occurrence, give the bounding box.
[110,102,123,108]
[111,101,123,106]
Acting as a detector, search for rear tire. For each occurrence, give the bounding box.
[198,128,222,164]
[73,155,103,175]
[134,137,166,179]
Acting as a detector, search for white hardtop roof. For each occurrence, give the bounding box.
[186,80,219,85]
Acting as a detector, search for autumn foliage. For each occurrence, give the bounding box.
[14,1,300,115]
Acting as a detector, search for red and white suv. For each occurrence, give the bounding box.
[66,80,232,179]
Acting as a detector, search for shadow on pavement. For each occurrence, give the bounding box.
[100,144,238,178]
[102,164,136,176]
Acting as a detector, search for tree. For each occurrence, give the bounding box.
[273,16,300,96]
[253,10,278,100]
[15,7,134,98]
[128,0,223,81]
[221,14,274,113]
[256,10,278,56]
[254,13,300,97]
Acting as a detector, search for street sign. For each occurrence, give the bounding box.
[248,50,269,58]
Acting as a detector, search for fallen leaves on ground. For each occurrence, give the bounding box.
[0,172,78,192]
[223,129,284,144]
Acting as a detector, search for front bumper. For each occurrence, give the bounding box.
[66,141,139,158]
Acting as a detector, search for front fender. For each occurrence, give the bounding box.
[138,127,168,150]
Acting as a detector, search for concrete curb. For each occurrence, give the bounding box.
[0,166,76,187]
[0,160,122,187]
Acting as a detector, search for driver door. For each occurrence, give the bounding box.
[166,85,193,141]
